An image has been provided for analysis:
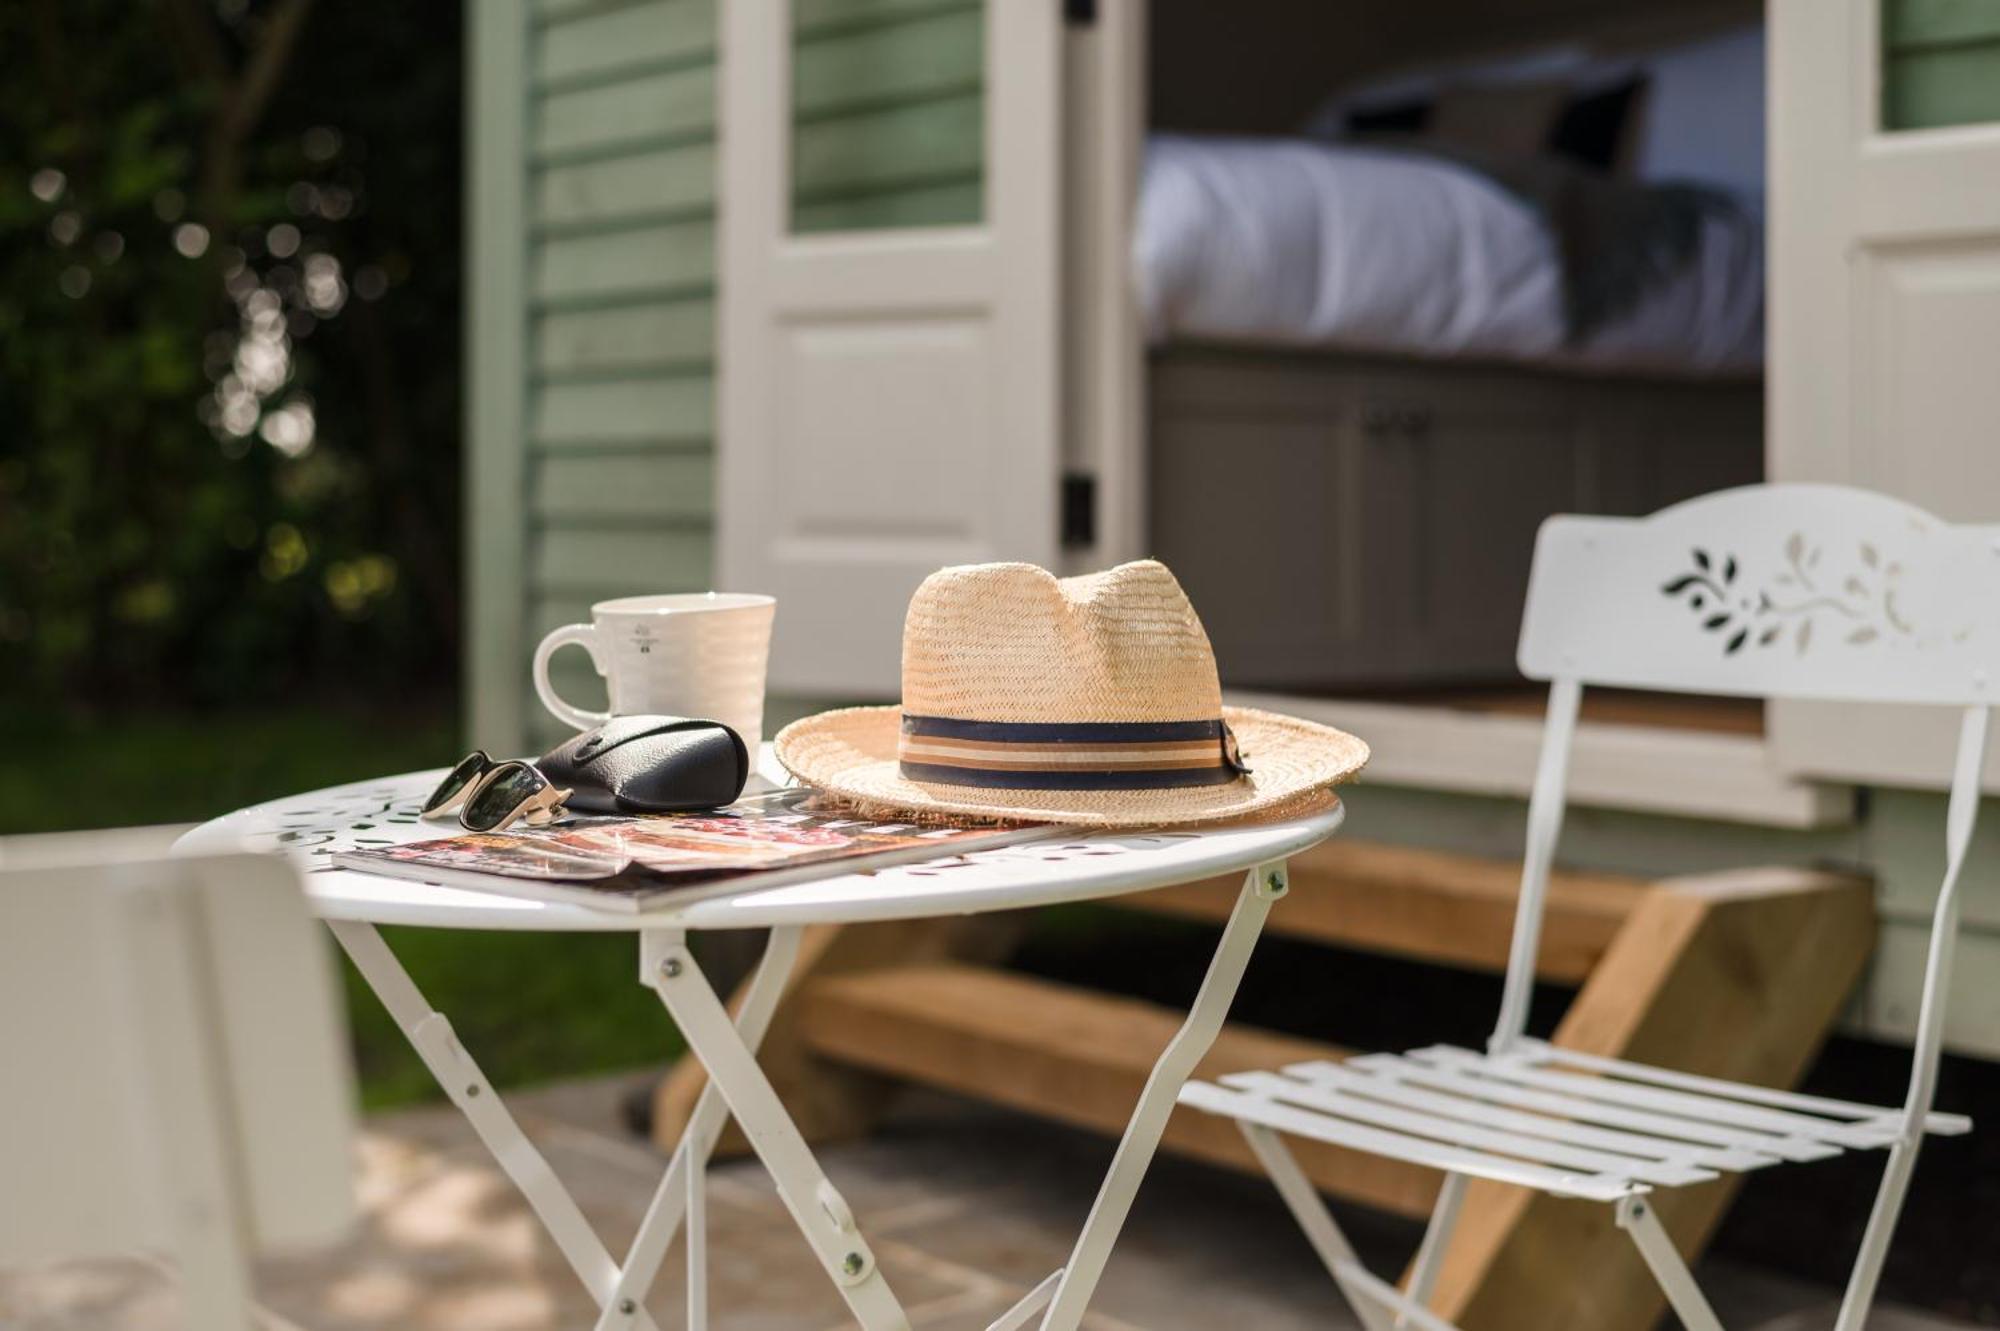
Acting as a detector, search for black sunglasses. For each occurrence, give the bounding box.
[421,750,498,819]
[422,752,572,833]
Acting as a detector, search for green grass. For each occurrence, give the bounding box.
[344,927,683,1110]
[0,702,685,1108]
[0,703,463,836]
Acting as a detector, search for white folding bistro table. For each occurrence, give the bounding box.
[177,761,1343,1331]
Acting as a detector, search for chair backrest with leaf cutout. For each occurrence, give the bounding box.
[1519,482,2000,705]
[1493,485,1993,1101]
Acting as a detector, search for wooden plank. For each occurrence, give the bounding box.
[535,142,715,228]
[468,0,532,758]
[799,963,1443,1219]
[1884,47,2000,131]
[532,450,712,522]
[531,376,712,446]
[794,0,978,40]
[1885,0,2000,50]
[535,64,714,158]
[792,93,982,201]
[1124,840,1647,983]
[1428,867,1877,1331]
[536,0,714,86]
[535,300,713,375]
[793,7,981,120]
[533,220,713,301]
[533,524,713,593]
[792,180,983,234]
[653,915,1028,1160]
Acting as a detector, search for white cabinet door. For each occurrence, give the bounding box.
[1769,0,2000,790]
[718,1,1063,697]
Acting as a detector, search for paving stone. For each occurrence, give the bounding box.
[2,1073,1985,1330]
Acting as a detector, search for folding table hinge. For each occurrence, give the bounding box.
[639,930,691,987]
[411,1012,491,1107]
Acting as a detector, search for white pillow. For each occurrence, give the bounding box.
[1631,24,1766,198]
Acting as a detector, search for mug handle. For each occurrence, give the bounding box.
[533,623,612,730]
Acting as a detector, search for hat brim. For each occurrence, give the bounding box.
[774,705,1369,827]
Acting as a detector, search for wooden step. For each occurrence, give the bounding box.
[797,961,1443,1218]
[1122,839,1647,982]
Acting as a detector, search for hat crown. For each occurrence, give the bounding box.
[900,560,1223,724]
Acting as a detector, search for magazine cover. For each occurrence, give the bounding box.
[330,788,1054,912]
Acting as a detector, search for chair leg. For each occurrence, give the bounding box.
[1237,1123,1397,1331]
[1834,1131,1924,1331]
[1614,1195,1726,1331]
[1403,1172,1467,1320]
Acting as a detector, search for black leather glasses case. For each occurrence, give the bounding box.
[537,715,749,815]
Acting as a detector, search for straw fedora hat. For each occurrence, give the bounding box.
[774,560,1368,826]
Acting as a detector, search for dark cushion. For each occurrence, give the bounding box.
[1345,97,1433,135]
[1548,75,1647,172]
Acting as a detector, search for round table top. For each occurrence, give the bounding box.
[175,763,1343,932]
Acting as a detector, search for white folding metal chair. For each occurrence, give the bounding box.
[0,846,356,1331]
[1181,483,1994,1331]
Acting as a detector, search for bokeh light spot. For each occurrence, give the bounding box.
[262,523,310,581]
[302,126,343,162]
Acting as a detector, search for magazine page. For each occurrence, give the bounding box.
[332,788,1045,907]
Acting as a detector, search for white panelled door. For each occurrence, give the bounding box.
[1769,0,2000,790]
[718,1,1063,698]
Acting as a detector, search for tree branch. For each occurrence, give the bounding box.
[223,0,316,144]
[154,0,229,89]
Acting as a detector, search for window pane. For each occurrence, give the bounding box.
[1882,0,2000,130]
[790,0,986,234]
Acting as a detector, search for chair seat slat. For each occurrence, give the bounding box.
[1276,1061,1780,1173]
[1518,1040,1973,1136]
[1407,1047,1900,1150]
[1220,1069,1718,1188]
[1338,1054,1842,1163]
[1177,1082,1641,1202]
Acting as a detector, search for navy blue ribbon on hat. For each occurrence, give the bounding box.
[898,714,1250,790]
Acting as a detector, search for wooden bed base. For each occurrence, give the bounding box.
[1147,344,1763,691]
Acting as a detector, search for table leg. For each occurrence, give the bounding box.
[326,920,666,1331]
[593,925,807,1331]
[1034,861,1287,1331]
[641,929,912,1331]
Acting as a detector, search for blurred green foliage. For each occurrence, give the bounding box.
[0,4,687,1114]
[0,701,458,835]
[0,0,463,707]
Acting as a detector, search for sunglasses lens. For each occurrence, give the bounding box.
[462,763,547,832]
[423,752,488,815]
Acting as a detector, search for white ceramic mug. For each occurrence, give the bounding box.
[533,593,776,752]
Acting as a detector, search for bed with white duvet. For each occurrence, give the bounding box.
[1136,132,1764,377]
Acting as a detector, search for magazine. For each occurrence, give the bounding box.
[330,788,1055,912]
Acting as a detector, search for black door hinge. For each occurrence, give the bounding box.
[1065,0,1096,27]
[1062,472,1096,548]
